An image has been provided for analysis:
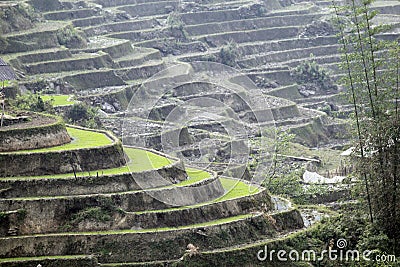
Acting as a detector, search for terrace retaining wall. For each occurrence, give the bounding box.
[0,210,304,263]
[0,176,224,235]
[0,116,70,152]
[0,126,125,176]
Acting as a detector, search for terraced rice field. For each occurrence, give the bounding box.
[0,0,398,265]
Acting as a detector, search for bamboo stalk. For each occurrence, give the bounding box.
[332,0,374,222]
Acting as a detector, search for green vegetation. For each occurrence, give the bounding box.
[124,147,173,172]
[56,25,87,48]
[64,102,101,129]
[1,80,10,87]
[258,129,302,196]
[41,95,75,107]
[332,0,400,255]
[299,205,398,267]
[10,92,54,113]
[186,168,211,180]
[267,129,296,183]
[166,12,187,40]
[215,178,260,202]
[70,207,112,225]
[255,128,345,200]
[178,168,211,186]
[288,142,343,174]
[7,127,112,154]
[219,41,240,67]
[291,60,338,92]
[265,169,304,198]
[4,147,177,179]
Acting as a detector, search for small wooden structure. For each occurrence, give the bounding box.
[0,58,17,127]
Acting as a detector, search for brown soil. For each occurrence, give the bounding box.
[0,111,58,131]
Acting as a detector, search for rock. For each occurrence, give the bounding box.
[299,20,336,38]
[255,76,279,88]
[238,3,267,18]
[112,102,121,111]
[186,243,199,255]
[102,102,116,113]
[298,85,316,97]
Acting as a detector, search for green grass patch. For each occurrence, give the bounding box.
[42,94,75,106]
[178,167,212,186]
[215,178,260,202]
[3,149,213,189]
[186,168,211,179]
[124,147,173,172]
[7,127,113,154]
[1,80,10,87]
[133,178,261,215]
[3,147,177,180]
[2,141,214,192]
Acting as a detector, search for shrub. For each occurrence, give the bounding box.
[16,3,37,21]
[166,12,187,40]
[318,103,332,115]
[71,207,111,224]
[10,92,54,113]
[65,103,89,121]
[65,102,101,129]
[57,25,87,48]
[219,41,240,67]
[292,60,337,92]
[264,169,304,197]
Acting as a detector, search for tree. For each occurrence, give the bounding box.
[65,102,101,129]
[260,129,302,196]
[333,0,400,251]
[291,60,338,92]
